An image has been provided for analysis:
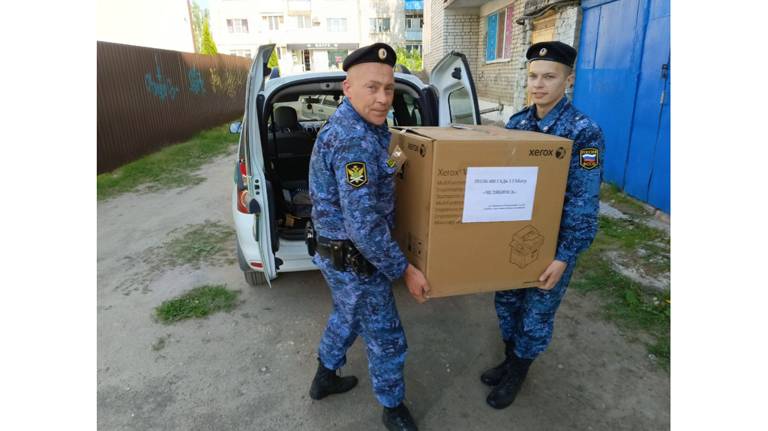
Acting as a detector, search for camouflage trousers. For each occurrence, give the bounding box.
[315,255,407,408]
[494,263,576,359]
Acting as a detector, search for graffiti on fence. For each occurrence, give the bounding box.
[145,55,180,101]
[188,66,206,95]
[209,68,245,98]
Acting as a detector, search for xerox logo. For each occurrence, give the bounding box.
[555,147,566,159]
[529,149,554,157]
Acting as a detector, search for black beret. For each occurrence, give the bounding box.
[526,41,577,68]
[342,43,397,72]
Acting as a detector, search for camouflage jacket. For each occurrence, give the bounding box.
[506,96,605,263]
[309,99,408,281]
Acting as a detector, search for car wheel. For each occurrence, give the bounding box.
[244,270,267,287]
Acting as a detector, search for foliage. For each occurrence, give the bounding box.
[97,124,236,200]
[395,46,423,72]
[200,20,218,55]
[190,1,206,53]
[155,285,238,323]
[268,49,279,68]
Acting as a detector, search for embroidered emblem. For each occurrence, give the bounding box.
[345,162,368,187]
[579,148,599,170]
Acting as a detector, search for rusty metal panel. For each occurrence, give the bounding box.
[97,41,251,173]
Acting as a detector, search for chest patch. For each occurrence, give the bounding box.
[579,148,600,170]
[345,162,368,187]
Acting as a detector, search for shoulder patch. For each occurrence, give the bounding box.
[345,161,368,187]
[579,148,600,170]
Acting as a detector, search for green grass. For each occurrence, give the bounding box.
[600,183,651,217]
[97,124,237,200]
[164,221,235,267]
[570,203,671,370]
[155,285,239,323]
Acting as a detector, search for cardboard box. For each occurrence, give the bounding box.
[389,125,573,298]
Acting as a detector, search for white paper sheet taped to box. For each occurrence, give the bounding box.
[461,167,539,223]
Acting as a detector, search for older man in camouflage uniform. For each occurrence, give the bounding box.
[307,42,429,431]
[481,41,605,410]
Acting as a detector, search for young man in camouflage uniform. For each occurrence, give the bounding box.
[482,41,605,409]
[307,42,430,431]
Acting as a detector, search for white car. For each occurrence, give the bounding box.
[231,44,482,286]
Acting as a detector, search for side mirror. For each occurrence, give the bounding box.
[229,121,242,134]
[306,103,313,110]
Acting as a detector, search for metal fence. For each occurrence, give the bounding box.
[97,41,252,174]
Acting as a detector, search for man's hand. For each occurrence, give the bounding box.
[538,260,568,290]
[403,264,430,304]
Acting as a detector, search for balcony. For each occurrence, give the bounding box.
[287,0,311,15]
[405,0,423,10]
[405,29,422,41]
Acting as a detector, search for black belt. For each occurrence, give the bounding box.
[313,235,375,276]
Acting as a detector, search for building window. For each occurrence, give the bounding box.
[370,17,391,33]
[296,15,311,28]
[303,49,312,71]
[227,18,249,33]
[230,49,252,58]
[263,15,284,30]
[327,18,347,32]
[448,87,474,124]
[293,49,313,71]
[405,15,423,31]
[327,49,347,70]
[485,6,514,62]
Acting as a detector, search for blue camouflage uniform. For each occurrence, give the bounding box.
[497,96,605,360]
[309,98,409,408]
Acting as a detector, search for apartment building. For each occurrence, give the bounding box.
[210,0,424,75]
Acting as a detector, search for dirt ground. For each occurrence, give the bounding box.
[97,151,670,431]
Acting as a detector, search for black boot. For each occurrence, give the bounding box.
[382,403,418,431]
[308,359,358,400]
[486,354,533,409]
[480,339,516,386]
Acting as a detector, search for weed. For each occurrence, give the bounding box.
[570,188,671,371]
[97,124,237,200]
[155,285,238,323]
[163,221,235,268]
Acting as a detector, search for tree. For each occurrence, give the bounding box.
[268,49,279,68]
[200,20,218,55]
[395,47,423,72]
[190,1,203,53]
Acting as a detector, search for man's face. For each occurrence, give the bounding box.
[527,60,575,108]
[342,62,395,126]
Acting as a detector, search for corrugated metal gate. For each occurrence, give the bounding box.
[573,0,670,213]
[97,42,252,174]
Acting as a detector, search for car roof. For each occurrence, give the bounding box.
[263,71,427,96]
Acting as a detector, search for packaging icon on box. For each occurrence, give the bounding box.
[508,225,545,268]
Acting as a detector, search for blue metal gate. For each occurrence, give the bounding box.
[573,0,670,213]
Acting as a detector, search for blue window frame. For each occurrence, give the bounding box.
[485,6,512,62]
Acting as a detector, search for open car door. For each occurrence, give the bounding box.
[245,44,277,285]
[430,51,481,126]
